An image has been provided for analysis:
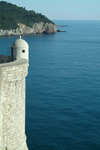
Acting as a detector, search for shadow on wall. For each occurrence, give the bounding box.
[0,55,11,63]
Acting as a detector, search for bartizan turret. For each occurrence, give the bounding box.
[0,36,29,150]
[11,35,29,61]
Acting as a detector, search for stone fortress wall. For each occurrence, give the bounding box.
[0,57,28,150]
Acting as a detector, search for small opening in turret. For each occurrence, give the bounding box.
[22,50,25,53]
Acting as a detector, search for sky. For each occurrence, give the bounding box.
[3,0,100,20]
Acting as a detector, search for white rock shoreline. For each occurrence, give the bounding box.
[0,22,57,36]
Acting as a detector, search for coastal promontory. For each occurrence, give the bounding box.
[0,1,57,36]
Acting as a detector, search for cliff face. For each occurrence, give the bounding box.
[0,22,57,36]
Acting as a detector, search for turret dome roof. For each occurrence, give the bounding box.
[11,36,29,48]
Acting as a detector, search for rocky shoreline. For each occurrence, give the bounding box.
[57,29,66,32]
[0,22,57,36]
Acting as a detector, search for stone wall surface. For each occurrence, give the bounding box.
[0,56,11,63]
[0,22,57,36]
[0,58,28,150]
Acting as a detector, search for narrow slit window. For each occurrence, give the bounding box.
[22,50,25,53]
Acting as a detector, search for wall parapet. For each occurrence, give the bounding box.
[0,58,28,81]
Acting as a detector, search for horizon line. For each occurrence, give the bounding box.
[52,19,100,21]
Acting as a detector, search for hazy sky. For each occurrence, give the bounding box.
[4,0,100,20]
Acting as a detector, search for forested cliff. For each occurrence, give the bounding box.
[0,1,57,36]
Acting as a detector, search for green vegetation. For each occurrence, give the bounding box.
[0,1,54,30]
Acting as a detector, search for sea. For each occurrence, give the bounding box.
[0,20,100,150]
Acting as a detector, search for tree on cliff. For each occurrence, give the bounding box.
[0,1,54,30]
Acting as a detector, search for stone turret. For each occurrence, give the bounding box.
[11,36,29,62]
[0,37,29,150]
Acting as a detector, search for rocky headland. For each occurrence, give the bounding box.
[0,1,57,36]
[0,22,57,36]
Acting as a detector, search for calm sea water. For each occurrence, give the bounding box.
[1,20,100,150]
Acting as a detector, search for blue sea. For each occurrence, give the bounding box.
[1,20,100,150]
